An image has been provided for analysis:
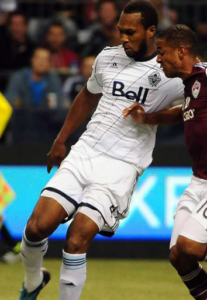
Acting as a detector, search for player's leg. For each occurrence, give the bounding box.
[21,196,68,294]
[170,204,207,300]
[169,207,198,274]
[25,196,68,241]
[178,198,207,300]
[20,152,86,299]
[59,212,101,300]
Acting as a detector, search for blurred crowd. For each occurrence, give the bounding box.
[0,0,206,145]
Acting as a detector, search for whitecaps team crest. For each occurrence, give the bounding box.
[192,80,201,98]
[148,71,161,87]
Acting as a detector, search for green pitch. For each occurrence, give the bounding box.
[0,259,197,300]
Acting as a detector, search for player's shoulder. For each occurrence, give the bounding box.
[194,62,207,69]
[194,62,207,78]
[102,45,124,53]
[98,45,125,59]
[94,45,127,70]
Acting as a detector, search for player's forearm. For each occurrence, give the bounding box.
[56,85,101,143]
[145,105,183,125]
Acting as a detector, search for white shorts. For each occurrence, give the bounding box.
[170,175,207,248]
[41,140,138,235]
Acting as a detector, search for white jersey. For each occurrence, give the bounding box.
[79,45,184,174]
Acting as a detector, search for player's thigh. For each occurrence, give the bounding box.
[177,235,206,261]
[178,198,207,258]
[170,180,200,249]
[171,199,207,260]
[75,159,137,237]
[177,217,207,260]
[65,212,100,253]
[170,207,191,249]
[26,196,68,239]
[41,160,86,219]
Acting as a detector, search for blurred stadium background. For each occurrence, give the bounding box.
[0,0,206,299]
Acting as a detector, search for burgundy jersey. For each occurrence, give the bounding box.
[183,62,207,179]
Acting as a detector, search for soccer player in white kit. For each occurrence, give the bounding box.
[19,1,184,300]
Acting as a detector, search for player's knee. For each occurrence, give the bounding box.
[177,236,205,261]
[66,235,88,254]
[26,217,49,242]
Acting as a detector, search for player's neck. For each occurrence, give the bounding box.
[134,45,157,62]
[180,57,200,80]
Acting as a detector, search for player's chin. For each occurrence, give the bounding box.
[161,68,171,78]
[164,71,175,78]
[124,49,134,58]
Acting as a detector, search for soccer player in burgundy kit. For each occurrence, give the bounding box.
[123,24,207,300]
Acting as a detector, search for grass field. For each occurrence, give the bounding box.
[0,259,196,300]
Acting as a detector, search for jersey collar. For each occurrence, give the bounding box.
[134,51,157,62]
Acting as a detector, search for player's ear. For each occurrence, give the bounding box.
[147,25,156,38]
[178,46,185,60]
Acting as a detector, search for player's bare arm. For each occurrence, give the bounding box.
[123,103,146,122]
[123,103,183,125]
[47,85,101,173]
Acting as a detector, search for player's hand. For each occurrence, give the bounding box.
[47,140,67,173]
[123,103,146,123]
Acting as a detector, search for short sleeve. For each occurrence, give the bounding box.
[87,53,103,94]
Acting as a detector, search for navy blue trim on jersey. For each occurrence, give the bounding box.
[98,230,114,237]
[79,202,115,237]
[41,187,78,209]
[134,51,157,62]
[79,202,105,220]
